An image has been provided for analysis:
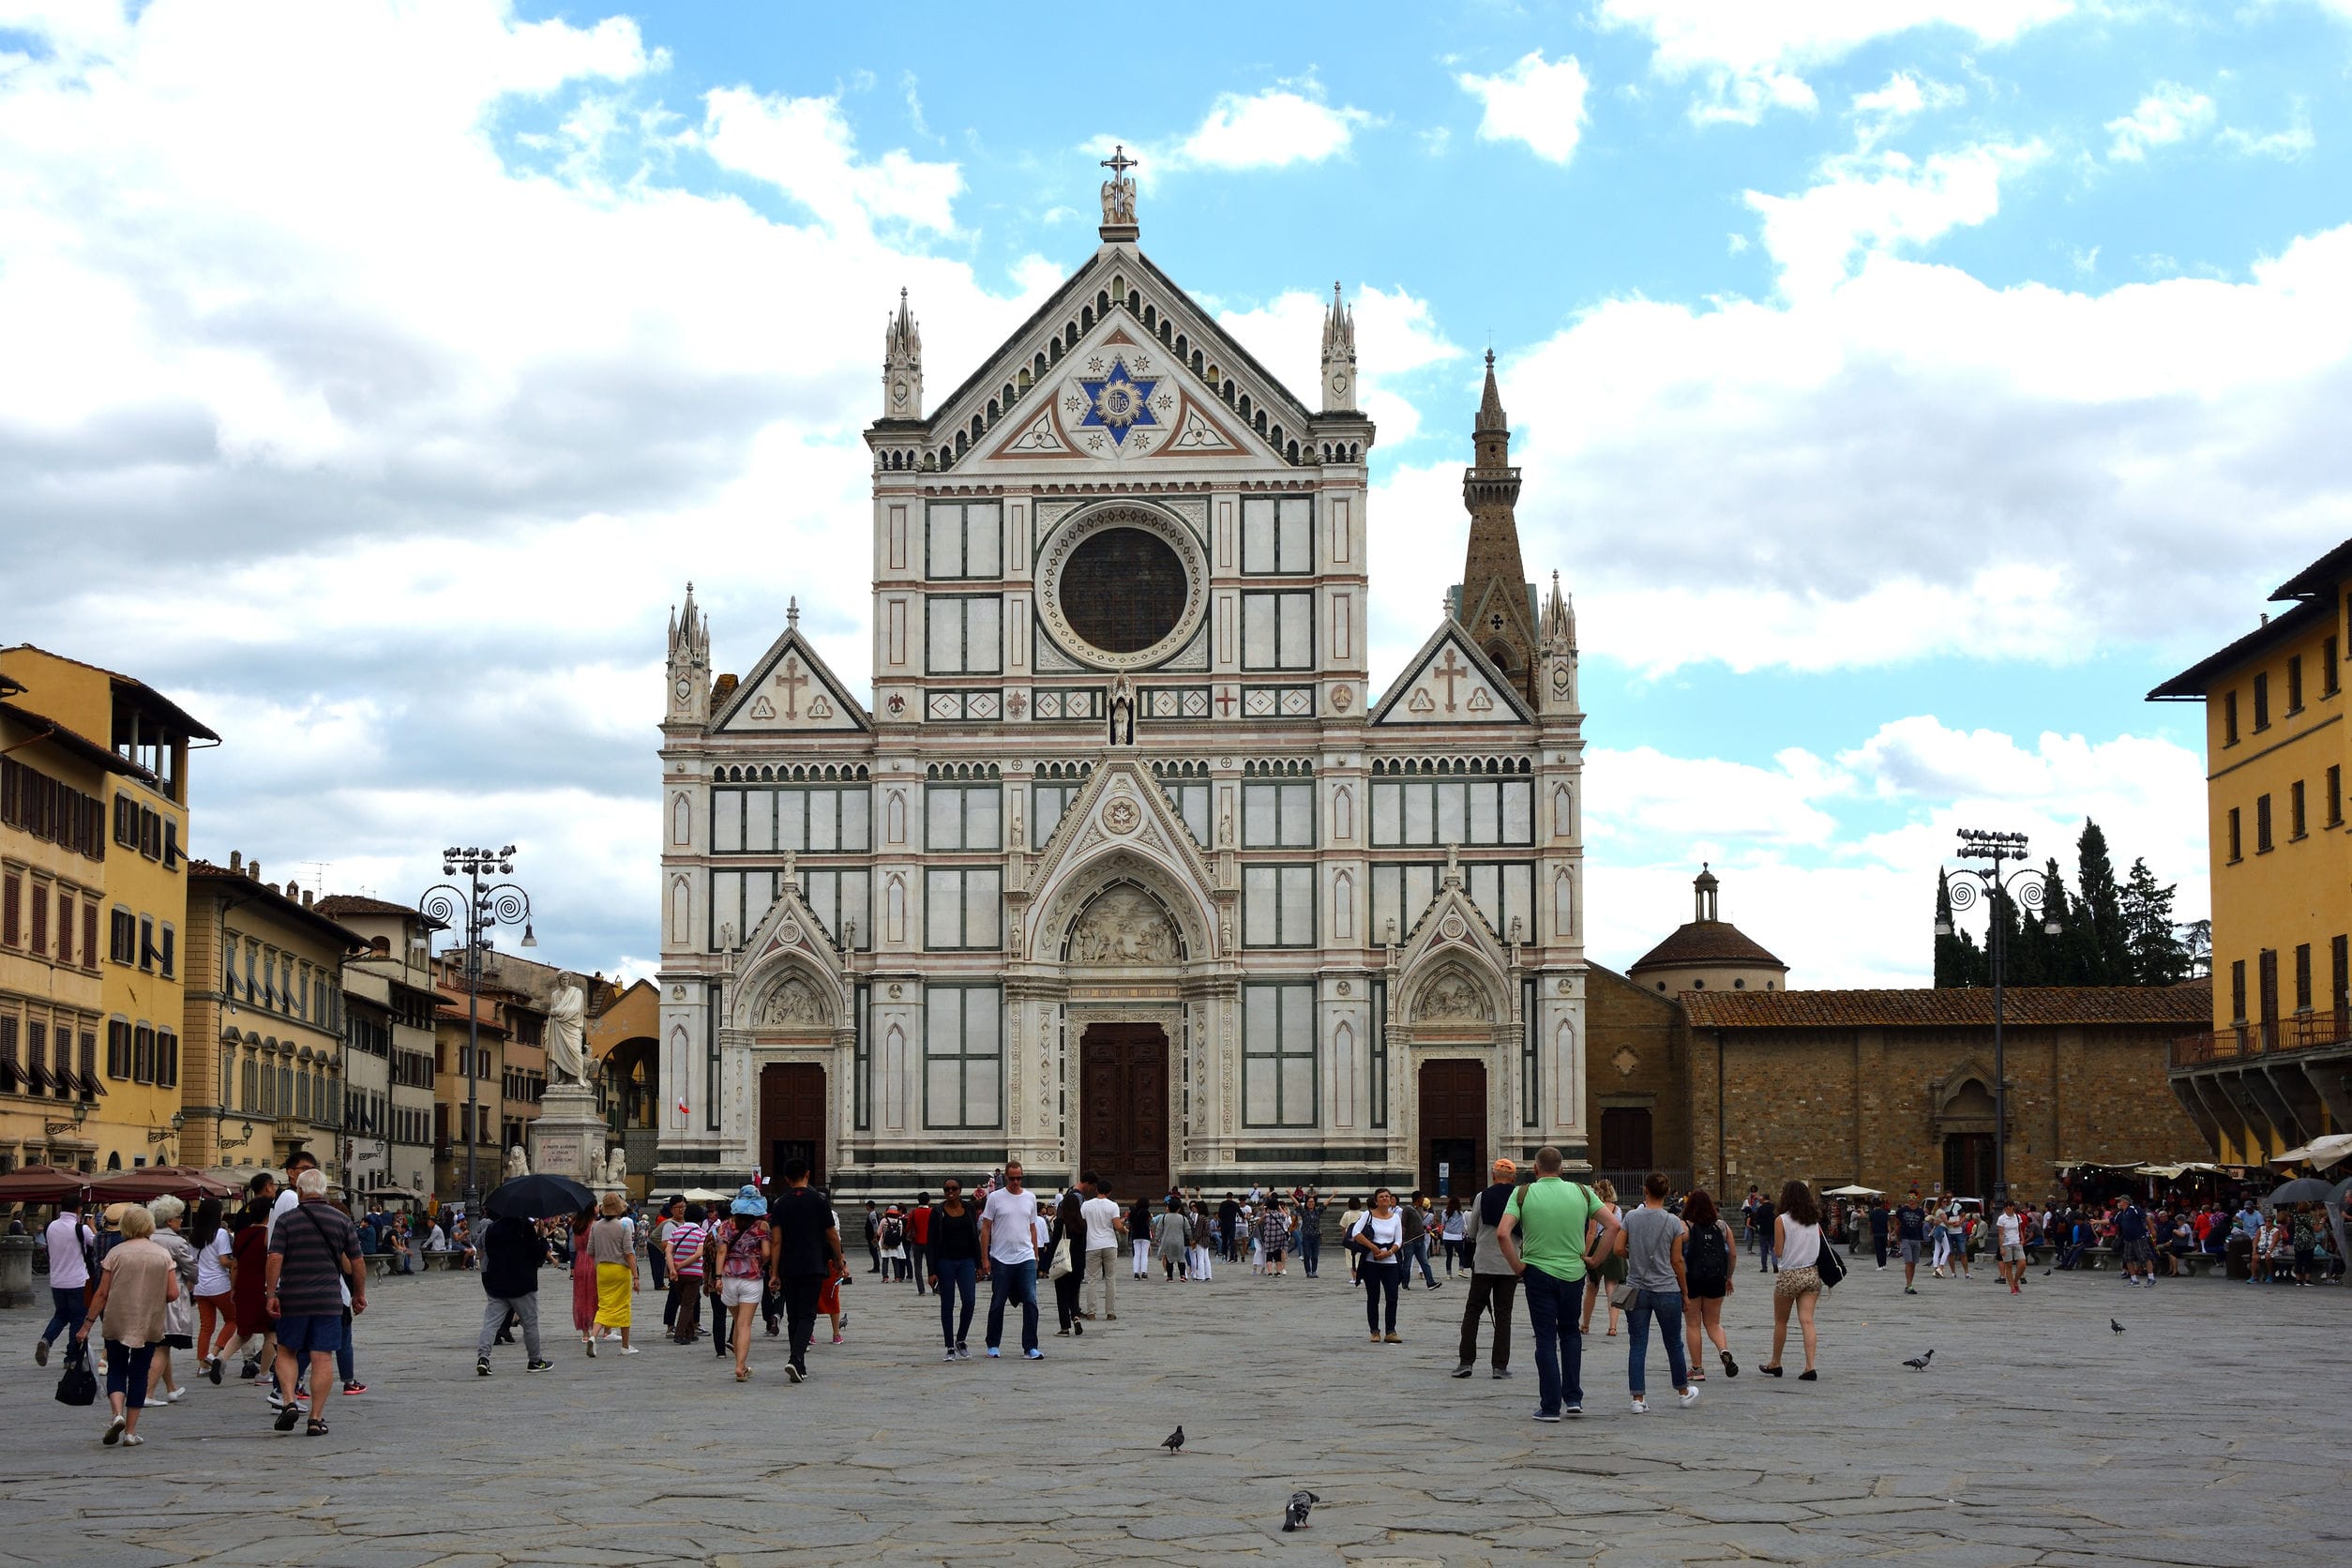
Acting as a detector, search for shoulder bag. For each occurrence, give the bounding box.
[1816,1233,1847,1289]
[54,1337,98,1407]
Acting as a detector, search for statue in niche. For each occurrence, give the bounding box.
[1068,885,1180,965]
[1414,969,1490,1022]
[760,975,830,1027]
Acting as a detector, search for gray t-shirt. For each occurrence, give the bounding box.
[1623,1204,1687,1293]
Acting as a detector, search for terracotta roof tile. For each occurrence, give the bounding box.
[1681,981,2210,1030]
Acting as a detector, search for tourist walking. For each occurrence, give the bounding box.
[907,1193,932,1295]
[711,1187,772,1380]
[1867,1197,1890,1269]
[1759,1180,1824,1380]
[584,1191,641,1357]
[650,1196,682,1326]
[1579,1179,1626,1335]
[863,1201,882,1274]
[1679,1188,1738,1381]
[1297,1196,1321,1277]
[766,1164,847,1382]
[927,1179,980,1359]
[77,1201,177,1448]
[1048,1184,1087,1336]
[2114,1196,2155,1287]
[1401,1196,1441,1289]
[1189,1201,1215,1281]
[1078,1174,1123,1319]
[666,1203,709,1341]
[1996,1199,2028,1293]
[1440,1198,1467,1275]
[568,1203,599,1349]
[879,1206,908,1281]
[1621,1173,1698,1412]
[1497,1146,1619,1422]
[1128,1193,1154,1278]
[475,1210,551,1375]
[1352,1188,1408,1343]
[189,1197,234,1380]
[221,1197,273,1380]
[979,1161,1043,1359]
[1341,1197,1365,1284]
[1893,1189,1928,1294]
[1453,1158,1521,1380]
[1259,1199,1292,1278]
[264,1167,367,1436]
[34,1201,97,1368]
[145,1196,199,1406]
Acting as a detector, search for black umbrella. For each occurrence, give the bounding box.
[2260,1177,2338,1207]
[484,1172,596,1220]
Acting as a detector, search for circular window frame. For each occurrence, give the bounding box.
[1034,503,1208,671]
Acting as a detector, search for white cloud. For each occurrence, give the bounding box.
[1850,70,1967,147]
[1579,716,2208,986]
[1599,0,2071,126]
[1455,51,1592,164]
[1176,84,1373,170]
[2218,115,2315,160]
[701,85,963,233]
[1747,140,2046,298]
[2105,82,2216,162]
[1214,282,1464,445]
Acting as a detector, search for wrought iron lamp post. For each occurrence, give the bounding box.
[419,846,535,1210]
[1935,829,2062,1204]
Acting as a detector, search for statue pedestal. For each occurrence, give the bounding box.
[529,1086,609,1188]
[0,1234,36,1309]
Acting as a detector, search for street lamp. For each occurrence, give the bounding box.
[1936,828,2062,1205]
[420,845,535,1211]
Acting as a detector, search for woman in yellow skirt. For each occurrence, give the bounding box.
[586,1191,641,1357]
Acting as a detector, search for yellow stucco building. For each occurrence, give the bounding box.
[2151,541,2352,1161]
[1,645,216,1173]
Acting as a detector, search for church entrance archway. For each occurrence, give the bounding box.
[760,1062,826,1188]
[1418,1059,1485,1201]
[1079,1023,1169,1202]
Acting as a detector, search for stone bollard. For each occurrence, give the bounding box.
[0,1233,38,1309]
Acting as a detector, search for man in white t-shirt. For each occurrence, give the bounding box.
[1996,1200,2028,1295]
[35,1206,98,1365]
[977,1161,1042,1360]
[1078,1172,1126,1323]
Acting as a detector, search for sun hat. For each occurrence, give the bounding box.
[731,1184,768,1217]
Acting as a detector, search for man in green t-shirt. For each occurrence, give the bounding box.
[1497,1145,1621,1421]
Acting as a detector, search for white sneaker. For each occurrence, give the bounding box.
[1680,1387,1701,1409]
[619,1345,641,1356]
[1630,1396,1649,1413]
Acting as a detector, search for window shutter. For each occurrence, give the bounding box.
[0,1015,17,1093]
[27,1020,47,1092]
[160,926,175,977]
[81,904,97,970]
[159,1031,178,1088]
[108,1018,129,1079]
[79,1030,97,1093]
[1,873,17,947]
[29,888,46,956]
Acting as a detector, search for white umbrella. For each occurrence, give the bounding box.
[1823,1184,1882,1198]
[2296,1133,2352,1170]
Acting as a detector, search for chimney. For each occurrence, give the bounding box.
[302,889,314,908]
[250,862,261,882]
[229,850,243,873]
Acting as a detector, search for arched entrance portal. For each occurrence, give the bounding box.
[760,1063,827,1188]
[1418,1059,1486,1201]
[1079,1023,1169,1201]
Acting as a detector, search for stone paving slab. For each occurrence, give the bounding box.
[3,1259,2344,1565]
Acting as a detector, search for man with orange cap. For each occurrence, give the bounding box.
[1452,1157,1522,1380]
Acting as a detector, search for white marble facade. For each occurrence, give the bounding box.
[656,172,1587,1200]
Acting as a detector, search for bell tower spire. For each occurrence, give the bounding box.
[1455,350,1538,701]
[666,580,711,727]
[882,286,923,421]
[1319,280,1357,412]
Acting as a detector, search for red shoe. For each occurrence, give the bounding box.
[341,1380,368,1395]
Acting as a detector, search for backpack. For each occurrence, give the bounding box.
[1685,1222,1730,1292]
[881,1218,903,1250]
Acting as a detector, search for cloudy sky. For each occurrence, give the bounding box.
[7,0,2346,987]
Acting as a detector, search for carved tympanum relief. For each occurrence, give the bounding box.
[1068,884,1182,965]
[1413,967,1491,1022]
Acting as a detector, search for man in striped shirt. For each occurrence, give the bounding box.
[666,1204,709,1343]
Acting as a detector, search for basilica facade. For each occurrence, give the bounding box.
[654,165,1588,1201]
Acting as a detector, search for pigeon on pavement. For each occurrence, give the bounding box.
[1283,1491,1320,1531]
[1902,1349,1935,1371]
[1161,1425,1184,1455]
[2110,1319,2125,1333]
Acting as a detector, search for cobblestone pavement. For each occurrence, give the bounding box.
[3,1253,2342,1567]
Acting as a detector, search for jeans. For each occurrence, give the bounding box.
[1520,1265,1584,1414]
[1084,1247,1117,1317]
[478,1293,542,1360]
[986,1259,1039,1352]
[1625,1287,1688,1396]
[935,1257,977,1347]
[649,1248,668,1291]
[40,1286,86,1345]
[777,1273,823,1371]
[1872,1232,1887,1266]
[1456,1272,1519,1369]
[908,1242,928,1294]
[1361,1259,1401,1334]
[1751,1228,1777,1268]
[1052,1266,1082,1329]
[1299,1228,1320,1276]
[104,1340,156,1410]
[338,1307,355,1384]
[1409,1235,1440,1287]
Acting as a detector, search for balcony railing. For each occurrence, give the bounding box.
[2173,1009,2352,1069]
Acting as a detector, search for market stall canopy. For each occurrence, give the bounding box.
[90,1166,241,1202]
[0,1164,93,1204]
[1823,1184,1884,1197]
[678,1187,732,1202]
[2274,1133,2352,1169]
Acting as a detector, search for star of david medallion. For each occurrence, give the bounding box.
[1077,357,1160,445]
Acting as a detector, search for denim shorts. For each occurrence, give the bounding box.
[276,1312,345,1357]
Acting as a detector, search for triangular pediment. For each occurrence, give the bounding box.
[727,867,850,1031]
[1370,623,1533,726]
[711,626,868,734]
[1395,868,1515,1028]
[1020,759,1222,963]
[909,246,1340,475]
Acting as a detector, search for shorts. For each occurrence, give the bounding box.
[1999,1244,2025,1262]
[1772,1266,1820,1301]
[275,1312,345,1357]
[719,1277,764,1307]
[2118,1238,2155,1265]
[1899,1240,1922,1264]
[162,1333,195,1349]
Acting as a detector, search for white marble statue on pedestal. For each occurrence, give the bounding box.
[546,976,589,1087]
[505,1143,530,1180]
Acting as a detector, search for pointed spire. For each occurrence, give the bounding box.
[1475,347,1508,436]
[882,287,923,419]
[787,596,800,632]
[1319,279,1358,413]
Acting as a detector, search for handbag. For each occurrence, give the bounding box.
[1047,1231,1076,1281]
[54,1338,98,1407]
[1817,1241,1847,1289]
[1607,1279,1638,1309]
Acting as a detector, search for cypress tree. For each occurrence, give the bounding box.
[1934,868,1975,988]
[2073,819,2132,984]
[2121,857,2188,986]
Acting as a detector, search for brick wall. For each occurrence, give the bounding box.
[1584,964,1692,1179]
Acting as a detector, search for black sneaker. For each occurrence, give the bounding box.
[1450,1364,1474,1379]
[1491,1367,1515,1380]
[784,1364,804,1383]
[476,1358,491,1377]
[527,1359,553,1373]
[206,1356,223,1385]
[239,1358,261,1381]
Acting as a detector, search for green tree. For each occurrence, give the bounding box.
[2012,856,2070,986]
[2071,819,2132,985]
[1933,867,1978,988]
[2121,857,2189,985]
